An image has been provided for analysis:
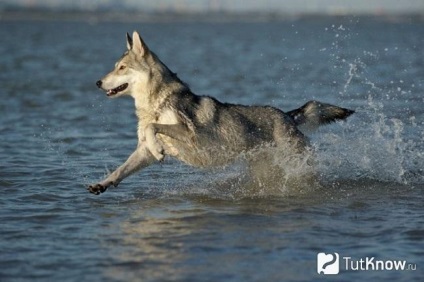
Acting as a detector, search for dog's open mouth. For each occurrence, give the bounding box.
[107,83,128,96]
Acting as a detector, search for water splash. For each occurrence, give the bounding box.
[313,24,424,186]
[314,78,423,186]
[169,144,319,200]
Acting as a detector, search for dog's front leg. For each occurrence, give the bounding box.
[145,123,194,161]
[88,144,155,195]
[145,124,166,161]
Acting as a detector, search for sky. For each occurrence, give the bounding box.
[2,0,424,14]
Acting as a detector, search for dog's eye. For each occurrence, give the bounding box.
[119,65,126,70]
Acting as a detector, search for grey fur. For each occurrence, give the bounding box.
[88,31,354,195]
[287,100,354,134]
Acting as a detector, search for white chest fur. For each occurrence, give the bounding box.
[158,109,179,125]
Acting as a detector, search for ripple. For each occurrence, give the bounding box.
[403,229,424,241]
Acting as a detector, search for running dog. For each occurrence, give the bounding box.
[88,31,354,195]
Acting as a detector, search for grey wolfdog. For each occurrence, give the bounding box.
[88,31,354,195]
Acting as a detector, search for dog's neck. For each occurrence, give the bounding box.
[133,75,188,113]
[132,53,190,112]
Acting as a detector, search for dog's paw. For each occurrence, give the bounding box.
[147,139,165,161]
[87,183,108,195]
[87,179,119,195]
[151,146,165,162]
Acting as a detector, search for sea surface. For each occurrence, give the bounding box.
[0,16,423,281]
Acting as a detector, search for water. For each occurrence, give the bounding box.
[1,17,423,281]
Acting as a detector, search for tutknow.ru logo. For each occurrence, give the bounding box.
[317,253,340,274]
[317,253,417,275]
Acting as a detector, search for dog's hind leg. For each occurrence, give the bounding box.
[88,144,155,195]
[145,123,194,161]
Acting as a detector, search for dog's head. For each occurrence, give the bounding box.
[96,31,154,98]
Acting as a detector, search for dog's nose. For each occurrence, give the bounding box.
[96,80,102,88]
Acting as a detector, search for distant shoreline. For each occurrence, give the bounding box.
[1,10,423,23]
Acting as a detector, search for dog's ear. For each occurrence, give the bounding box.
[132,31,148,58]
[126,32,133,50]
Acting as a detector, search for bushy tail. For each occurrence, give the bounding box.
[287,100,354,134]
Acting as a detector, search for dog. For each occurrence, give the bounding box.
[88,31,354,195]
